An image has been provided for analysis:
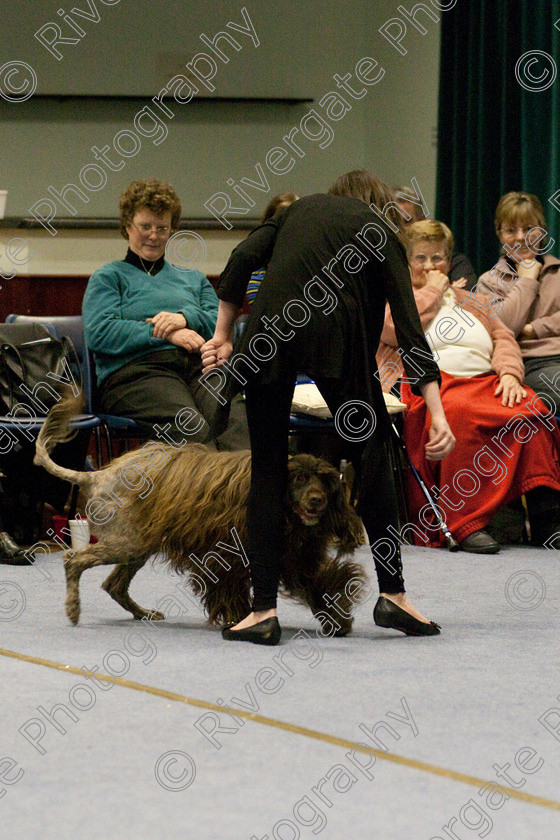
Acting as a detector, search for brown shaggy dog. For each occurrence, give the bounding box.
[35,393,367,634]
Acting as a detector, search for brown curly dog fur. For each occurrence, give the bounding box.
[35,393,367,634]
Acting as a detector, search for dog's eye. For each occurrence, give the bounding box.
[293,473,307,485]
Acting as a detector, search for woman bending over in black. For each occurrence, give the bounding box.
[201,170,455,646]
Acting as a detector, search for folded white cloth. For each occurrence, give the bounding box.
[382,392,407,414]
[291,383,406,418]
[291,383,332,418]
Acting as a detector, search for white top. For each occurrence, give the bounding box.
[425,289,493,377]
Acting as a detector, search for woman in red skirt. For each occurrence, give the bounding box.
[377,220,560,552]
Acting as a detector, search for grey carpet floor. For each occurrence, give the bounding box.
[1,544,559,840]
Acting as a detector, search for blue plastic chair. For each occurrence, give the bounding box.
[235,316,333,438]
[83,341,142,460]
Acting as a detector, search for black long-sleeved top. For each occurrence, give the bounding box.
[449,251,477,290]
[217,193,440,442]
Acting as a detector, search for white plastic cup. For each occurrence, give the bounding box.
[0,191,7,219]
[69,518,90,550]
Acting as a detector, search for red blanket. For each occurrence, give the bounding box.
[401,372,560,545]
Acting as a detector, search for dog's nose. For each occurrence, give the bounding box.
[308,491,325,508]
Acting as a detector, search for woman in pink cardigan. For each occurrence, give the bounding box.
[377,220,560,552]
[478,191,560,413]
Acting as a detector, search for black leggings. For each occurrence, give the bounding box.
[244,374,405,611]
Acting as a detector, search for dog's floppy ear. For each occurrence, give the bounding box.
[324,474,365,554]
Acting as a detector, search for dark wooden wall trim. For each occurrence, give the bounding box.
[0,274,222,321]
[0,218,257,231]
[1,275,90,321]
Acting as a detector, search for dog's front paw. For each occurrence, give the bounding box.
[135,608,165,621]
[331,618,353,637]
[314,611,353,638]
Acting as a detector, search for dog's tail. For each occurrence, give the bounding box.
[34,389,93,488]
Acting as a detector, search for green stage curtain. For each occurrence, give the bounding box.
[436,1,560,277]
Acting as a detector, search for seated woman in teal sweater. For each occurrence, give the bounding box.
[83,178,248,450]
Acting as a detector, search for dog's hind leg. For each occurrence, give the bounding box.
[64,544,122,626]
[101,560,165,621]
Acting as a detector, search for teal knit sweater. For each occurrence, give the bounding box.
[82,260,219,384]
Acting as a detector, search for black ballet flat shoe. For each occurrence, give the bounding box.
[460,530,500,554]
[222,617,282,646]
[373,596,441,637]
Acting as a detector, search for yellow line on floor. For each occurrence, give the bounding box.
[2,645,558,812]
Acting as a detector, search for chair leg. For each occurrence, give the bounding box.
[94,426,104,468]
[68,483,80,520]
[520,494,531,544]
[102,422,113,462]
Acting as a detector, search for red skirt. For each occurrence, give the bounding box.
[401,372,560,546]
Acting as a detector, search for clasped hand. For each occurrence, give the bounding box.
[146,310,204,351]
[146,310,187,339]
[515,258,540,281]
[167,328,205,352]
[425,414,456,461]
[426,271,468,292]
[201,337,233,373]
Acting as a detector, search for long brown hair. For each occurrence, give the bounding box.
[328,170,407,241]
[260,192,299,222]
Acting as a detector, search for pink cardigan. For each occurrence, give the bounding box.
[376,286,525,392]
[478,254,560,359]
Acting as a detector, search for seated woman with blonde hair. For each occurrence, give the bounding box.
[478,191,560,412]
[377,220,560,551]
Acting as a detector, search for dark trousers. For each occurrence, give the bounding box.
[524,355,560,414]
[245,372,405,612]
[100,349,250,451]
